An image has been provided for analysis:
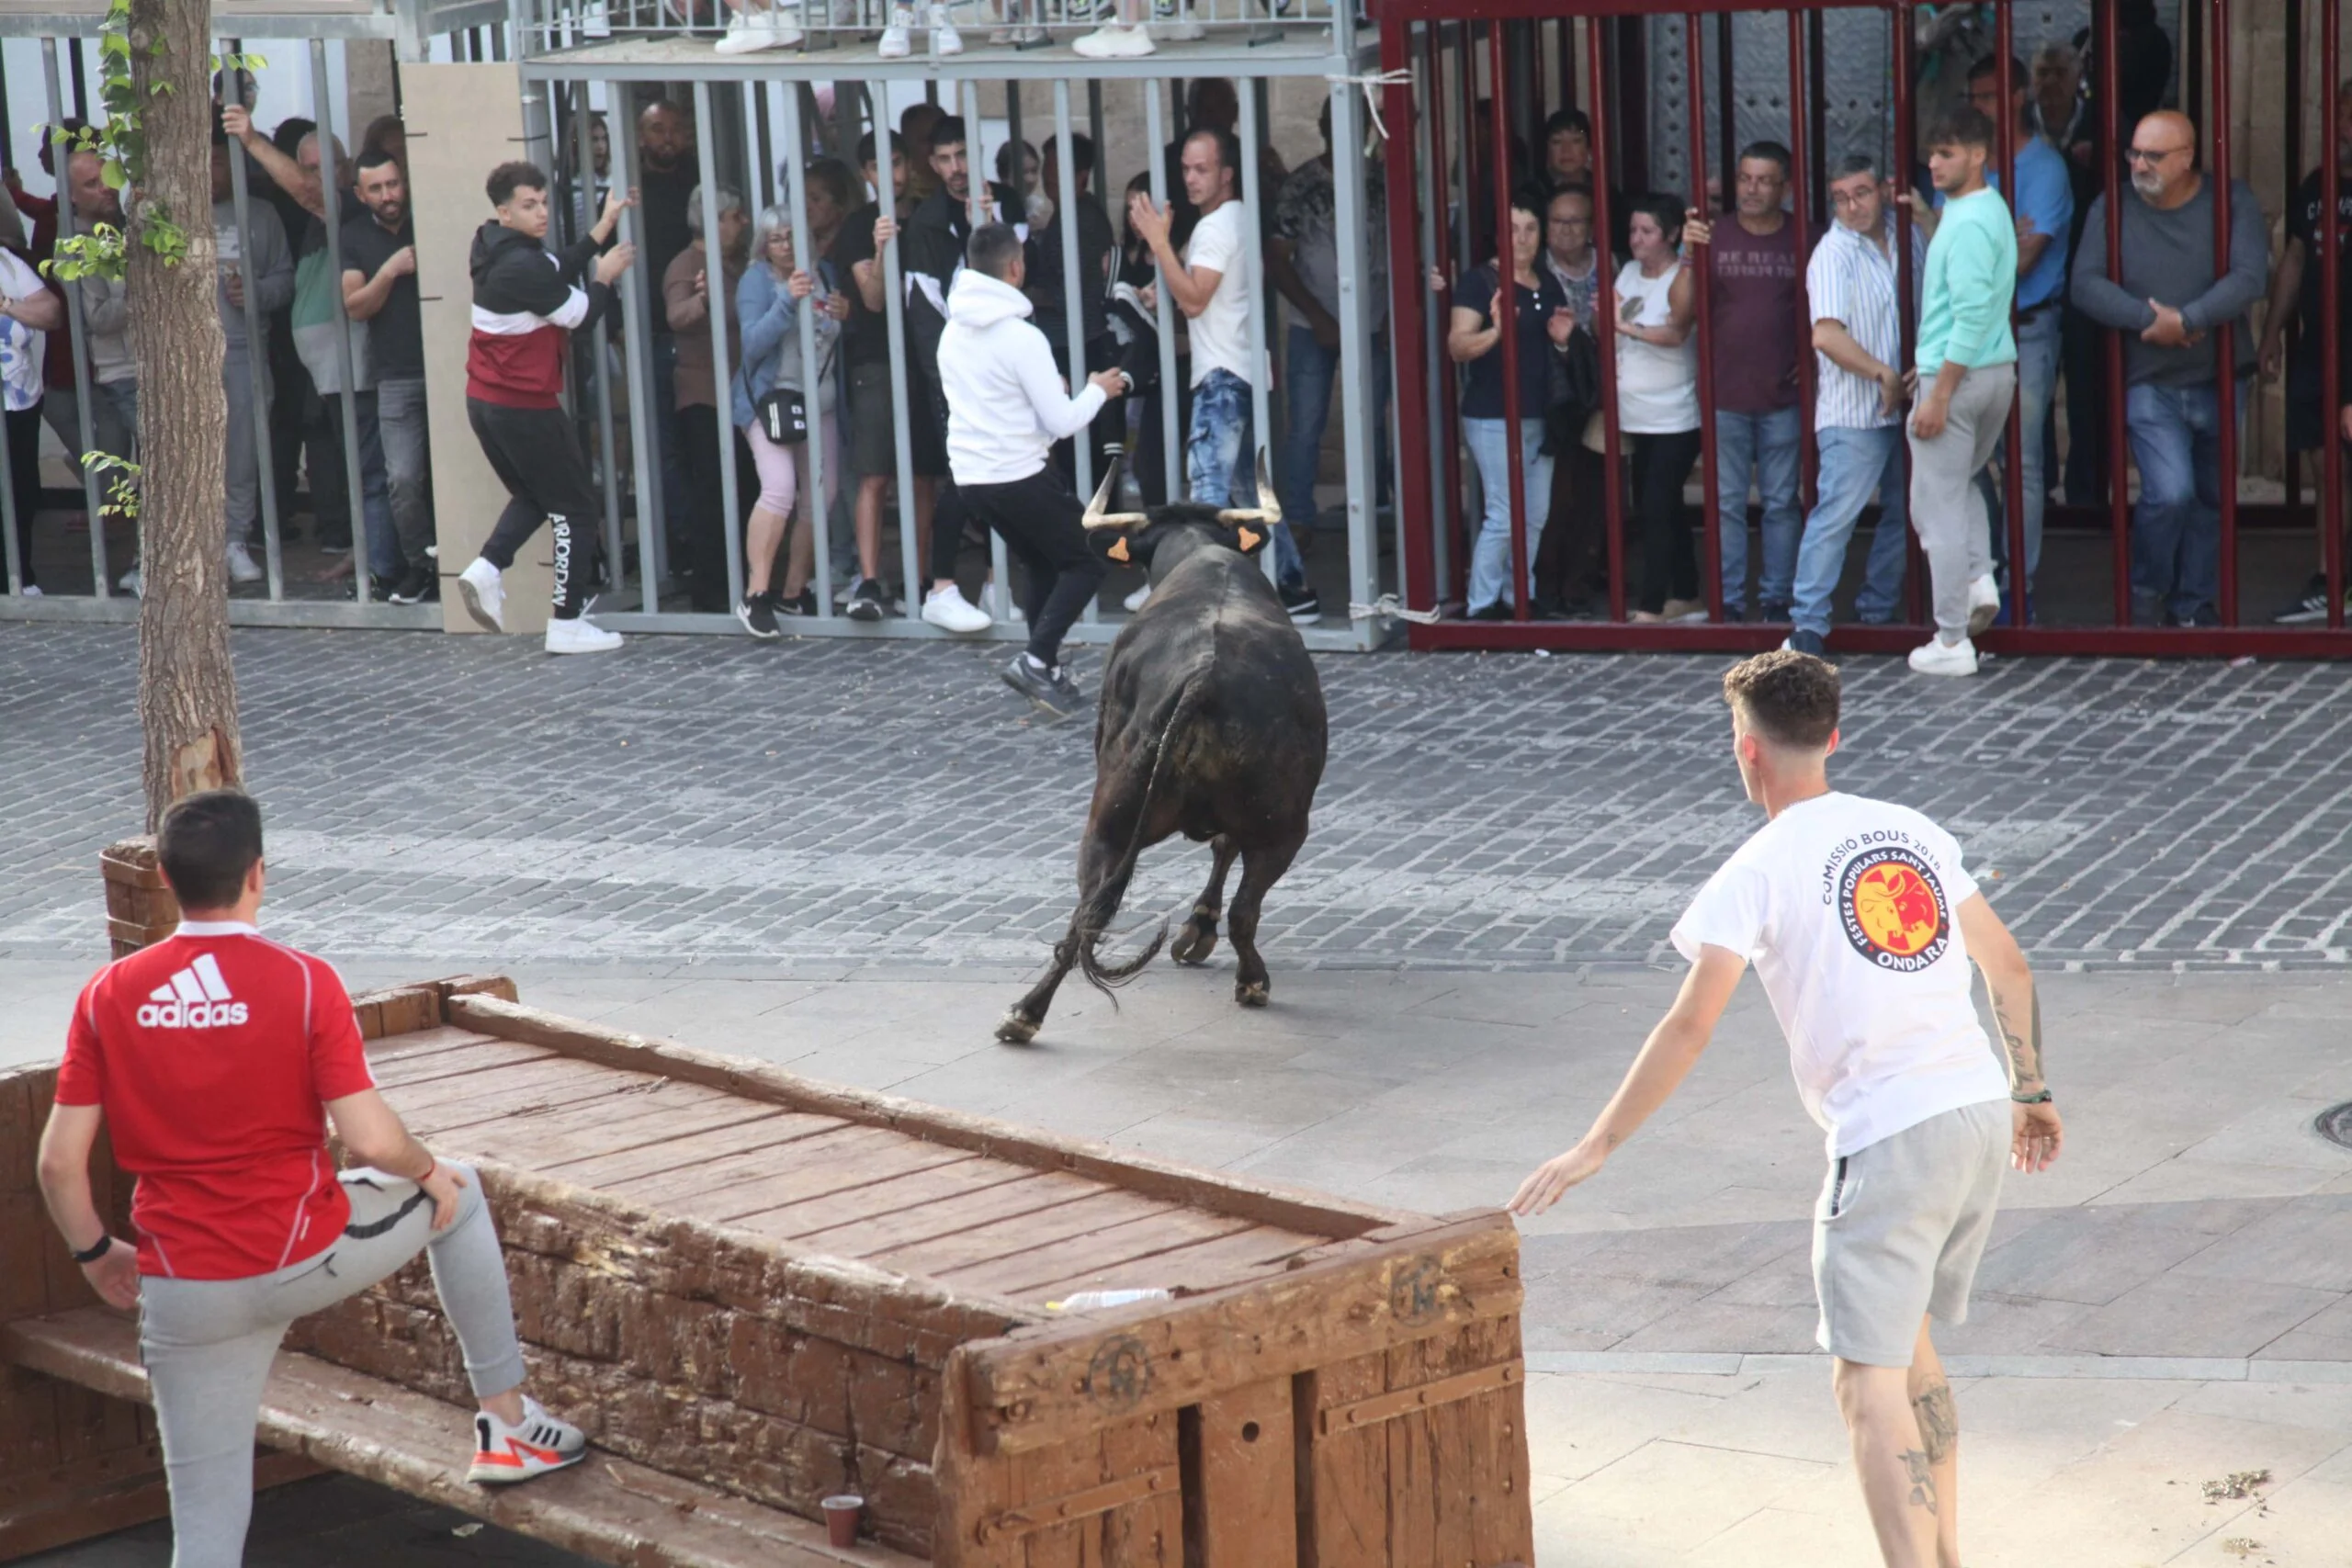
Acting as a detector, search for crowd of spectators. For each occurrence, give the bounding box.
[1431,11,2352,647]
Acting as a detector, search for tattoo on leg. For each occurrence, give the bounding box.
[1913,1381,1958,1465]
[1899,1448,1939,1516]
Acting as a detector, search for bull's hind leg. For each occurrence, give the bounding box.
[997,826,1140,1043]
[1225,832,1304,1009]
[1170,835,1238,966]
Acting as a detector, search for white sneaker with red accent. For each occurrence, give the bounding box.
[469,1396,587,1484]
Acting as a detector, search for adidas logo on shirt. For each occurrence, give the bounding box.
[137,953,250,1029]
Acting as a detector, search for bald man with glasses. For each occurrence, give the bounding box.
[2069,110,2268,627]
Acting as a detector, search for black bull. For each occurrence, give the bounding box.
[996,476,1328,1045]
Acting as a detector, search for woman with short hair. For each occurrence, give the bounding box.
[731,205,846,635]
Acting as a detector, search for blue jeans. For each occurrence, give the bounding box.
[1981,305,2061,590]
[1463,416,1553,613]
[330,389,398,581]
[1277,321,1393,538]
[2124,378,2243,622]
[1188,368,1288,585]
[1791,424,1911,638]
[1714,404,1803,612]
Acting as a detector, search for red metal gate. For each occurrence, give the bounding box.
[1376,0,2351,656]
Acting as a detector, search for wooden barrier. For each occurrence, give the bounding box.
[2,979,1533,1564]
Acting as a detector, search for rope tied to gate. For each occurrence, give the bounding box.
[1323,69,1414,145]
[1349,593,1442,626]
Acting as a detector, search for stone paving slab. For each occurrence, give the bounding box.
[6,626,2352,971]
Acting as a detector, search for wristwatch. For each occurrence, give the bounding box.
[2011,1088,2053,1105]
[71,1235,113,1264]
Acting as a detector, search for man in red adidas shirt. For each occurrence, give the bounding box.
[38,791,589,1566]
[452,161,638,654]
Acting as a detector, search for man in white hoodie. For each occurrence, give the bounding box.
[940,222,1127,714]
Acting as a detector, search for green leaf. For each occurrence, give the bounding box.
[99,162,124,189]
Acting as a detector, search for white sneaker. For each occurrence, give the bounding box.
[1966,573,2001,637]
[118,566,141,595]
[545,615,624,655]
[469,1396,587,1485]
[1123,581,1152,613]
[17,583,40,597]
[877,4,913,54]
[1907,635,1979,677]
[457,557,506,632]
[1072,19,1153,54]
[715,4,800,51]
[226,541,263,583]
[927,1,963,51]
[922,582,992,632]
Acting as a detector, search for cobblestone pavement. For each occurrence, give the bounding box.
[6,625,2352,970]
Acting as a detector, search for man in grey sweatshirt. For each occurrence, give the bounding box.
[210,134,294,584]
[2069,109,2268,626]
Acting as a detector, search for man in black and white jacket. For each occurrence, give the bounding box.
[939,222,1127,714]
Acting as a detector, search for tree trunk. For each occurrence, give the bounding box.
[127,0,240,829]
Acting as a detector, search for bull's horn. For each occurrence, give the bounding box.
[1082,458,1148,530]
[1214,449,1283,525]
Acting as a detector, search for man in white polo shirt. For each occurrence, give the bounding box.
[1512,649,2063,1568]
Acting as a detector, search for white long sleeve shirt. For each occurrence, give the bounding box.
[937,269,1106,487]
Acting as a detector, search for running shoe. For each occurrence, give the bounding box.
[737,591,781,638]
[469,1396,587,1485]
[458,558,507,632]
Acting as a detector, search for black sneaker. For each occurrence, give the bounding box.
[737,591,781,638]
[1047,662,1086,709]
[1280,582,1322,625]
[1783,628,1827,656]
[775,587,820,617]
[1758,600,1792,623]
[2273,573,2335,625]
[1467,602,1510,621]
[846,577,886,622]
[387,565,437,605]
[1001,654,1080,715]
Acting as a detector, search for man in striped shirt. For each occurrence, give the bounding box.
[1785,156,1916,656]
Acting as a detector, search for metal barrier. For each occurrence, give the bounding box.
[1378,0,2352,657]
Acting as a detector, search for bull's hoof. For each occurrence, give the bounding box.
[1236,979,1270,1009]
[1170,923,1219,965]
[995,1011,1041,1044]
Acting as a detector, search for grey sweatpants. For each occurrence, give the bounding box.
[1906,361,2015,641]
[139,1164,527,1568]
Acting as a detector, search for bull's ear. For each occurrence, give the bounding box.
[1088,526,1138,566]
[1228,522,1269,557]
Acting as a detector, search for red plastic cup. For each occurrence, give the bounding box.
[822,1494,864,1549]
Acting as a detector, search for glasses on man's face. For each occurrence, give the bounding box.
[2126,145,2186,164]
[1829,187,1875,209]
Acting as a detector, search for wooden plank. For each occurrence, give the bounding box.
[450,997,1405,1239]
[1300,1351,1388,1568]
[688,1145,983,1229]
[786,1171,1114,1257]
[3,1307,924,1567]
[958,1212,1523,1457]
[377,1055,635,1118]
[535,1111,829,1189]
[864,1190,1185,1281]
[360,1025,507,1068]
[937,1211,1260,1301]
[729,1157,1052,1245]
[1385,1316,1524,1568]
[1020,1224,1329,1303]
[1189,1376,1295,1568]
[397,1072,683,1141]
[350,985,442,1041]
[599,1120,883,1209]
[431,1091,770,1172]
[368,1039,558,1090]
[1000,1412,1180,1568]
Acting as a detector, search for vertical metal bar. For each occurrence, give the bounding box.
[42,42,107,597]
[1587,14,1627,624]
[1487,21,1529,621]
[612,78,663,612]
[777,87,833,621]
[1006,80,1025,220]
[1051,81,1097,626]
[1996,7,2028,627]
[1332,70,1380,636]
[1144,82,1182,502]
[1714,10,1736,204]
[1807,9,1828,236]
[879,179,921,618]
[1088,81,1108,202]
[575,85,626,608]
[1402,20,1444,616]
[691,81,744,614]
[1451,20,1476,602]
[224,38,284,602]
[2100,0,2132,626]
[1894,2,1924,626]
[1686,12,1724,621]
[311,40,369,605]
[2326,0,2346,629]
[2210,0,2238,626]
[1238,82,1277,588]
[962,78,1010,616]
[1786,7,1815,520]
[755,82,775,211]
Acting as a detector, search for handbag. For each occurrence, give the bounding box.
[756,386,808,445]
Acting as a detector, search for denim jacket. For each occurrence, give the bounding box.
[731,260,841,430]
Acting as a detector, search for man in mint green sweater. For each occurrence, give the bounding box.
[1906,107,2018,677]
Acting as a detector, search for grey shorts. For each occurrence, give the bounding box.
[1813,1099,2007,1367]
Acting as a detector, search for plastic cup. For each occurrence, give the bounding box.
[821,1494,863,1549]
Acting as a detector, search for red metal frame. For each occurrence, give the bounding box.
[1686,12,1724,620]
[1586,15,1629,624]
[1490,20,1533,622]
[1378,0,2352,658]
[1996,8,2031,627]
[2211,0,2240,627]
[2327,0,2346,629]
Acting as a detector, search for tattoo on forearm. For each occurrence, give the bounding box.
[1996,988,2044,1088]
[1900,1449,1939,1516]
[1913,1381,1958,1465]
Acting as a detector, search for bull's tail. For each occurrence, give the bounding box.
[1067,669,1209,1001]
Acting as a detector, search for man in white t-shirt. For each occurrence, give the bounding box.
[1511,649,2063,1568]
[1129,129,1306,615]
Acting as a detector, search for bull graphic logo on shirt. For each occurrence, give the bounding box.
[136,953,250,1028]
[1838,848,1950,972]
